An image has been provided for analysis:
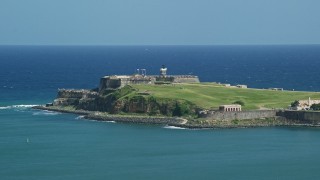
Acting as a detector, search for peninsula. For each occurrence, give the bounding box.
[34,66,320,128]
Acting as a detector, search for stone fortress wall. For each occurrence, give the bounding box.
[98,66,200,91]
[53,89,99,106]
[172,75,200,83]
[99,75,155,91]
[277,110,320,125]
[199,109,320,125]
[199,110,277,121]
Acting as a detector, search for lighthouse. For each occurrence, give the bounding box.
[160,65,167,77]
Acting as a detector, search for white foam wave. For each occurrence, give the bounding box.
[12,105,38,108]
[75,115,85,119]
[91,120,116,123]
[163,125,186,130]
[32,111,60,116]
[105,121,116,123]
[0,104,38,110]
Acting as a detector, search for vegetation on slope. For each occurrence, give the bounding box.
[131,83,320,110]
[98,85,197,117]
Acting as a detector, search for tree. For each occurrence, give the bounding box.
[291,100,299,107]
[311,103,320,110]
[233,100,245,106]
[172,102,182,117]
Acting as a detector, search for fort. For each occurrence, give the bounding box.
[35,65,320,129]
[98,65,200,91]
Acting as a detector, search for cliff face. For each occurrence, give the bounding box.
[53,89,99,106]
[52,86,197,117]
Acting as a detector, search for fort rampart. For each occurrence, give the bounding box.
[199,110,277,121]
[99,75,200,91]
[276,110,320,125]
[54,89,99,106]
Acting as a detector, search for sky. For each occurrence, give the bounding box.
[0,0,319,45]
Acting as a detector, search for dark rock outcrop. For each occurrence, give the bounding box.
[50,86,197,117]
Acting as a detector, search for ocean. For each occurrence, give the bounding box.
[1,45,320,179]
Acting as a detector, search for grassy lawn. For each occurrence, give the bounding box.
[131,83,320,110]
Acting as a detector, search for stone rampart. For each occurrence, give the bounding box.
[57,89,98,98]
[99,75,200,91]
[54,89,99,106]
[99,76,155,91]
[200,110,277,121]
[172,75,200,83]
[277,110,320,125]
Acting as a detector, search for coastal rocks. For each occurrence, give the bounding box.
[32,105,320,129]
[120,96,163,115]
[53,98,79,106]
[120,97,196,116]
[33,106,186,125]
[50,86,197,117]
[57,89,99,99]
[54,89,99,106]
[77,95,116,112]
[85,113,185,125]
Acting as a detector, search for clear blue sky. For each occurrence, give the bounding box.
[1,0,319,45]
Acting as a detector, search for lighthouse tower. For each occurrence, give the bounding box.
[160,65,167,77]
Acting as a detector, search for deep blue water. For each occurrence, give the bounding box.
[1,45,320,179]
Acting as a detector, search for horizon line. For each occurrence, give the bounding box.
[0,43,320,47]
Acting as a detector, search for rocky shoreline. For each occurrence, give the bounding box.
[40,82,320,129]
[33,106,92,115]
[32,105,320,129]
[33,106,187,126]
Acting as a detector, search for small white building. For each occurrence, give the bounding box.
[236,85,247,89]
[291,97,320,110]
[269,88,284,91]
[219,105,242,112]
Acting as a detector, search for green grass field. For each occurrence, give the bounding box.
[131,83,320,110]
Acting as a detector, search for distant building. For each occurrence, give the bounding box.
[236,85,247,88]
[269,88,283,91]
[290,97,320,110]
[99,75,154,91]
[219,105,242,112]
[160,65,167,77]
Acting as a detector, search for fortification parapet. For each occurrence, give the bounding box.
[98,66,200,92]
[99,75,155,92]
[199,110,277,121]
[54,89,99,106]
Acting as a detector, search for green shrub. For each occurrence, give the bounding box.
[113,85,135,98]
[311,103,320,110]
[172,101,194,117]
[233,100,245,106]
[291,100,299,107]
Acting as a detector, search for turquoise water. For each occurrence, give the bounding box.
[1,45,320,179]
[1,107,320,179]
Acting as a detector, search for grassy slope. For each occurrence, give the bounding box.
[131,83,320,110]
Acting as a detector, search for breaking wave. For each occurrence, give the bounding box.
[0,104,38,110]
[75,115,85,119]
[163,125,186,130]
[105,121,116,123]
